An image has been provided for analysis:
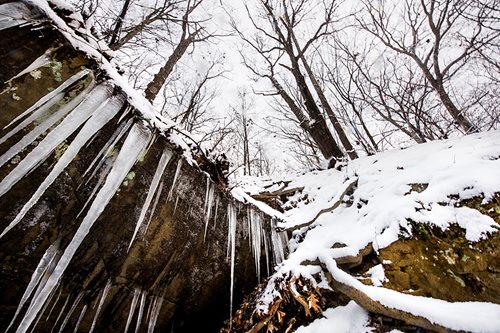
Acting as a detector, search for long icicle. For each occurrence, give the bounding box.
[147,296,164,333]
[0,69,91,131]
[50,294,70,333]
[134,291,147,333]
[1,95,123,238]
[57,292,84,333]
[124,289,140,333]
[0,83,111,199]
[166,159,182,202]
[88,279,112,333]
[227,204,237,332]
[128,148,173,250]
[0,79,97,168]
[14,122,152,333]
[5,239,60,331]
[72,304,87,333]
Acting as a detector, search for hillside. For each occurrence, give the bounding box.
[228,130,500,332]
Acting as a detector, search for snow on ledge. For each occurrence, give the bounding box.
[22,0,194,159]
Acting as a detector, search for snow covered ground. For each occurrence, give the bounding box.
[235,130,500,332]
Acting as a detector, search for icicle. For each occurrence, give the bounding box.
[58,292,83,333]
[0,83,110,200]
[0,3,33,30]
[14,123,152,333]
[50,293,70,333]
[6,47,57,83]
[29,283,58,333]
[173,195,180,216]
[128,148,173,250]
[204,177,210,213]
[203,179,215,242]
[166,159,182,202]
[134,291,146,333]
[89,279,112,333]
[248,209,263,281]
[5,239,60,331]
[46,286,62,321]
[124,289,140,333]
[270,220,288,265]
[2,69,90,131]
[81,117,133,181]
[1,95,122,238]
[143,181,164,237]
[212,195,219,230]
[227,204,237,331]
[147,296,164,333]
[0,80,96,168]
[73,304,87,333]
[263,230,270,276]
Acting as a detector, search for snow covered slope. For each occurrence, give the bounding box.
[234,130,500,332]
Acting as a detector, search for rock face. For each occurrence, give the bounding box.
[0,2,286,332]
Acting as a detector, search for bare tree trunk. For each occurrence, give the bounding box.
[144,35,196,102]
[291,34,358,159]
[269,76,344,160]
[109,0,131,47]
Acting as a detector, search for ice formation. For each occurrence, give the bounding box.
[129,148,173,249]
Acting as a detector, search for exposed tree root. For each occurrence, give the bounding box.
[221,275,331,333]
[280,178,358,232]
[321,262,449,333]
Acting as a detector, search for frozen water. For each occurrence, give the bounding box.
[203,178,216,242]
[147,296,164,333]
[57,292,83,333]
[227,204,237,331]
[89,279,112,333]
[129,148,173,250]
[166,159,182,202]
[247,208,263,281]
[3,69,91,132]
[73,304,87,333]
[6,239,60,331]
[81,117,133,181]
[134,291,147,333]
[1,95,122,238]
[13,122,152,333]
[0,83,110,199]
[0,79,96,169]
[124,289,140,333]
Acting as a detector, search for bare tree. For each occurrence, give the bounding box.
[232,0,351,162]
[144,0,216,101]
[357,0,499,133]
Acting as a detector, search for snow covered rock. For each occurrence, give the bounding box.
[226,130,500,333]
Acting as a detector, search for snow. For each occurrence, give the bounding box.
[245,131,500,332]
[294,301,372,333]
[366,264,387,287]
[322,255,500,333]
[24,0,195,162]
